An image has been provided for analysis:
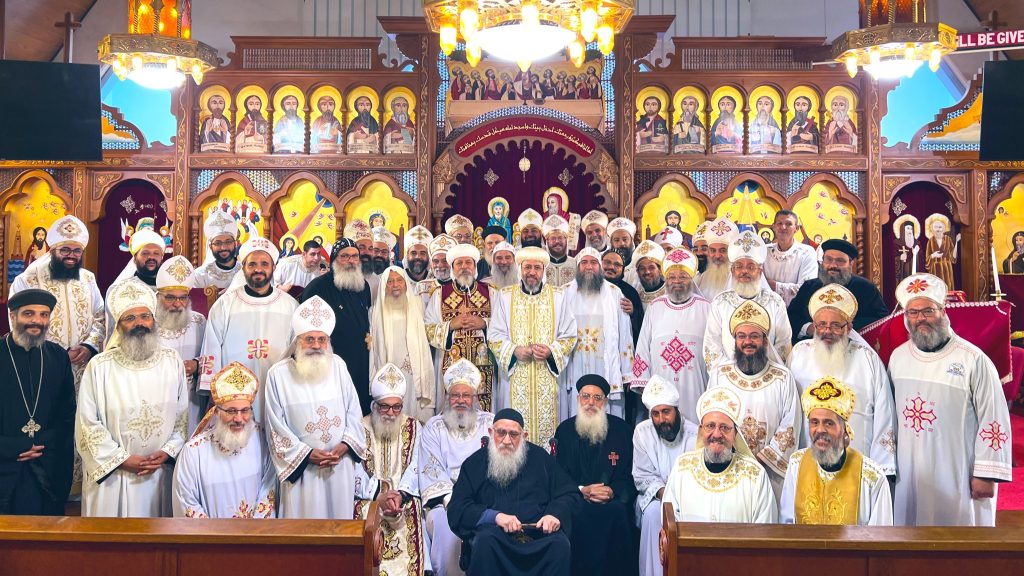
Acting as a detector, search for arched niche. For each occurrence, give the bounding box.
[712,174,786,238]
[635,174,711,242]
[96,179,171,292]
[0,170,72,299]
[989,176,1024,275]
[266,172,340,257]
[189,172,268,265]
[791,174,865,260]
[338,172,415,251]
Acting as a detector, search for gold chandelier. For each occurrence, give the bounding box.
[422,1,634,70]
[832,0,956,79]
[98,0,219,90]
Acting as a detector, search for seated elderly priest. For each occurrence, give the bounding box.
[664,387,776,523]
[780,376,892,525]
[448,408,581,576]
[173,362,276,518]
[553,375,636,576]
[0,289,76,516]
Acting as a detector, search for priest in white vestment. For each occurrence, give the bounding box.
[582,210,610,252]
[562,248,634,419]
[155,256,207,435]
[489,246,578,446]
[192,210,242,291]
[370,266,435,422]
[264,296,366,519]
[606,217,636,264]
[104,229,165,346]
[632,247,710,429]
[173,362,276,518]
[417,233,457,307]
[664,387,777,523]
[419,359,494,576]
[695,217,739,301]
[764,211,818,305]
[889,274,1013,527]
[445,214,474,245]
[633,377,693,576]
[707,300,800,500]
[481,241,518,289]
[626,240,666,310]
[652,226,683,252]
[787,284,896,475]
[704,230,792,367]
[780,376,892,525]
[355,364,427,576]
[517,208,545,248]
[75,282,188,517]
[199,237,298,423]
[404,225,434,284]
[543,215,576,287]
[273,240,324,292]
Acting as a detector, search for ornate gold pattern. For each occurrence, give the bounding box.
[676,451,763,492]
[739,415,768,454]
[125,400,167,446]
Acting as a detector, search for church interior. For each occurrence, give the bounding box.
[2,0,1024,574]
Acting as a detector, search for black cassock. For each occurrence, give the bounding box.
[0,338,76,515]
[449,443,581,576]
[300,274,372,414]
[787,275,890,344]
[554,415,638,576]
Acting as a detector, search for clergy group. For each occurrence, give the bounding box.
[0,205,1012,576]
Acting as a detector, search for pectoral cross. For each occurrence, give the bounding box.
[22,418,41,438]
[608,451,619,467]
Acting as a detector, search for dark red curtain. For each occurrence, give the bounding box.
[882,182,961,309]
[97,179,170,293]
[443,139,604,227]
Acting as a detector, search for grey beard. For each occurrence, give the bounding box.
[810,433,846,468]
[405,258,428,279]
[487,438,527,487]
[575,270,604,294]
[333,261,365,291]
[156,304,191,332]
[371,409,402,442]
[575,408,609,446]
[818,267,852,286]
[906,314,952,352]
[735,344,769,376]
[811,332,849,374]
[213,417,255,454]
[698,262,729,292]
[756,110,770,124]
[733,278,760,299]
[433,265,451,281]
[395,113,409,125]
[455,271,476,289]
[680,110,694,122]
[833,110,848,124]
[119,327,159,362]
[586,237,607,251]
[384,293,408,313]
[703,443,733,465]
[667,283,693,304]
[442,404,479,433]
[639,274,663,293]
[291,346,333,383]
[720,111,735,123]
[489,266,518,289]
[11,323,47,349]
[522,277,543,293]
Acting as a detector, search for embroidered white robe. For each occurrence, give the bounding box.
[779,448,893,526]
[273,255,323,289]
[562,280,634,420]
[703,289,793,367]
[664,450,777,523]
[264,355,366,519]
[103,276,157,346]
[545,256,576,287]
[172,424,277,518]
[764,243,818,305]
[787,338,897,475]
[889,334,1013,526]
[633,420,693,576]
[159,311,206,436]
[192,260,241,291]
[631,295,711,427]
[75,347,188,517]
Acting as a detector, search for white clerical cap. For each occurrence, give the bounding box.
[48,215,89,248]
[662,247,697,278]
[575,247,602,264]
[156,255,195,291]
[808,284,858,322]
[344,219,373,242]
[653,227,683,248]
[371,362,407,401]
[404,225,433,258]
[518,208,544,231]
[582,210,609,229]
[204,210,238,240]
[292,295,336,336]
[129,229,165,255]
[706,217,739,246]
[429,234,458,259]
[728,230,767,265]
[108,281,156,324]
[238,236,279,265]
[372,226,397,250]
[693,221,710,245]
[446,242,481,266]
[492,241,515,256]
[633,240,666,265]
[542,215,569,237]
[444,358,482,392]
[607,217,636,240]
[445,214,473,236]
[515,245,550,265]
[642,375,680,411]
[895,272,947,309]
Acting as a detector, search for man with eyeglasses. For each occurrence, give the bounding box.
[416,233,456,308]
[553,374,635,576]
[371,225,397,276]
[787,239,888,344]
[787,284,896,478]
[264,295,366,519]
[173,362,276,518]
[155,256,208,435]
[704,230,793,368]
[543,215,576,288]
[448,408,580,576]
[663,387,776,523]
[695,216,738,301]
[888,273,1011,527]
[192,209,241,291]
[354,363,426,575]
[75,281,188,517]
[706,300,800,502]
[445,214,474,246]
[200,237,298,423]
[419,359,494,576]
[633,377,693,576]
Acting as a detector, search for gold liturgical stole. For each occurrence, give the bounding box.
[794,448,862,525]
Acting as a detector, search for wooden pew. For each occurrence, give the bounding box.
[660,503,1024,576]
[0,503,383,576]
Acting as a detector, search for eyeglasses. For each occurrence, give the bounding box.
[210,240,236,249]
[701,423,735,434]
[905,307,940,319]
[730,263,760,272]
[160,295,190,303]
[56,247,84,257]
[579,393,606,403]
[822,256,850,266]
[120,313,154,323]
[217,407,253,417]
[301,335,329,346]
[493,429,522,440]
[813,321,848,332]
[449,392,475,401]
[376,403,404,414]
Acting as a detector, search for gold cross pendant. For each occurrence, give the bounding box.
[22,418,41,438]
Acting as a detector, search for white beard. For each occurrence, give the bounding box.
[371,409,402,442]
[489,266,518,289]
[442,404,479,433]
[291,346,333,383]
[811,333,850,374]
[699,262,729,293]
[156,304,191,332]
[733,278,760,299]
[703,443,734,465]
[384,293,408,313]
[213,417,255,454]
[455,271,476,289]
[487,438,527,487]
[119,327,159,362]
[575,407,608,446]
[332,261,365,291]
